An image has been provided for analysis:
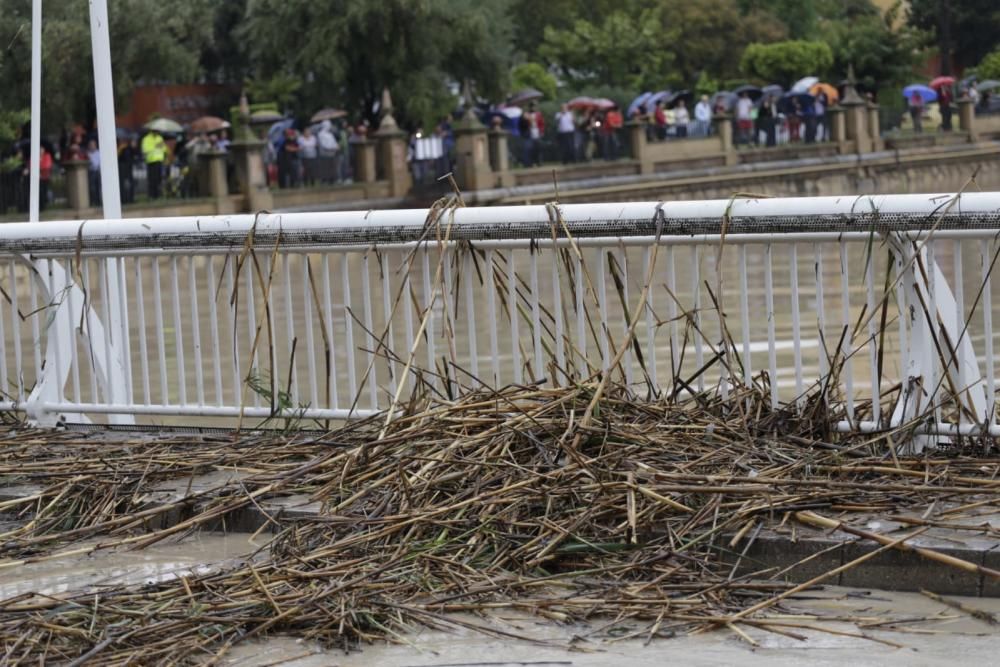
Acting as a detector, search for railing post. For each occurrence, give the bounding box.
[627,120,651,174]
[867,102,882,151]
[353,138,377,184]
[454,111,493,191]
[230,139,273,212]
[713,114,736,165]
[828,106,847,154]
[958,97,978,142]
[63,160,91,214]
[374,88,412,198]
[488,127,513,187]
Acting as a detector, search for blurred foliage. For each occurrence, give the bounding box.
[510,63,558,101]
[740,41,835,87]
[977,51,1000,81]
[908,0,1000,74]
[4,0,998,143]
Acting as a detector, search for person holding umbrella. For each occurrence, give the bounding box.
[909,91,924,133]
[518,102,545,167]
[938,85,953,131]
[141,128,167,199]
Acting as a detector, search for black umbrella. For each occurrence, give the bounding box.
[732,84,763,101]
[710,91,737,112]
[508,88,544,106]
[665,90,693,108]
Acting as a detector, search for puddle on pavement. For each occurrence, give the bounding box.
[0,531,261,599]
[219,588,1000,667]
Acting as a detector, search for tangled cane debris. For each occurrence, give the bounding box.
[0,379,996,664]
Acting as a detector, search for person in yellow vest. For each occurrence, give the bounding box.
[141,129,167,199]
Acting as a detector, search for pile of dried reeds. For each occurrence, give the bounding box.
[0,375,997,664]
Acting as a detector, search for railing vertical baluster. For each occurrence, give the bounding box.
[866,248,879,424]
[402,251,416,392]
[263,254,279,410]
[380,251,397,397]
[283,253,299,406]
[790,243,803,404]
[189,256,204,407]
[618,245,633,389]
[321,254,338,409]
[340,253,359,408]
[98,259,113,407]
[952,239,965,427]
[133,258,150,405]
[574,250,586,377]
[739,245,752,388]
[840,240,854,422]
[814,243,827,378]
[170,256,186,406]
[691,245,703,393]
[206,256,223,407]
[666,245,679,381]
[45,260,64,404]
[485,249,500,387]
[302,255,318,410]
[443,246,456,393]
[507,250,522,385]
[0,267,7,401]
[463,249,480,384]
[244,256,260,408]
[764,243,777,409]
[642,246,657,393]
[151,259,168,404]
[117,258,133,406]
[8,260,23,401]
[597,246,610,375]
[981,239,995,425]
[529,246,543,383]
[551,241,565,384]
[894,246,908,398]
[421,248,436,391]
[927,240,939,423]
[225,256,241,407]
[28,262,41,384]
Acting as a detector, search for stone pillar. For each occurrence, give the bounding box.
[958,98,978,142]
[373,88,412,198]
[627,121,651,174]
[201,150,235,214]
[488,128,514,186]
[63,160,90,213]
[230,139,273,212]
[842,100,870,154]
[353,139,377,183]
[713,114,736,165]
[828,106,847,153]
[453,116,493,192]
[867,103,882,151]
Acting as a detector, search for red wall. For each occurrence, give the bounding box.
[116,84,237,129]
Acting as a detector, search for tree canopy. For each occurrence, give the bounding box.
[1,0,996,138]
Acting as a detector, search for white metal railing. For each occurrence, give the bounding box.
[1,194,999,445]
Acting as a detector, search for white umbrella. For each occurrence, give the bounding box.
[791,76,819,94]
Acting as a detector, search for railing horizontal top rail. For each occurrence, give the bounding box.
[1,193,1000,254]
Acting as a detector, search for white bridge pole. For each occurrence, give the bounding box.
[88,0,121,216]
[28,0,42,223]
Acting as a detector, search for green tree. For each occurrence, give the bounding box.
[239,0,515,129]
[539,8,678,91]
[510,63,558,100]
[818,1,920,90]
[908,0,1000,74]
[740,40,834,86]
[0,0,216,131]
[977,51,1000,80]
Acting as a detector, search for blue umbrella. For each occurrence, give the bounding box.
[267,119,295,149]
[627,92,653,118]
[903,84,937,104]
[646,90,671,107]
[779,92,815,115]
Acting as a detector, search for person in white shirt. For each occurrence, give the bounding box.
[673,100,690,138]
[736,92,753,144]
[555,104,577,163]
[298,126,319,185]
[694,95,712,136]
[317,120,339,183]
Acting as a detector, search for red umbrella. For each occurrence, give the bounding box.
[566,96,596,110]
[929,75,955,89]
